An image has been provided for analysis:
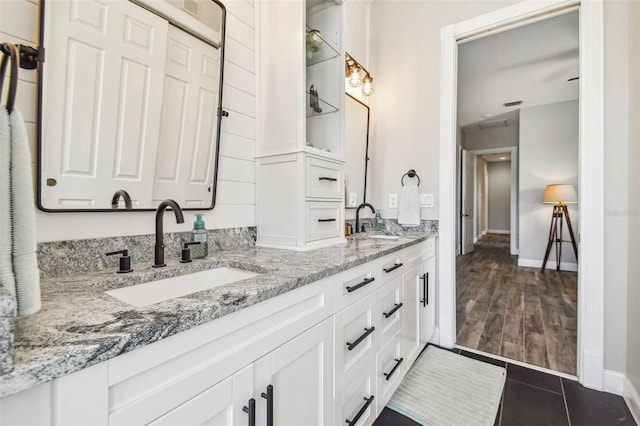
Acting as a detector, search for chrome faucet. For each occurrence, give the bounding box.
[111,189,133,210]
[154,199,185,267]
[355,203,376,233]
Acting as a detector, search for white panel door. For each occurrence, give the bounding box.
[152,25,220,208]
[254,318,334,426]
[461,149,475,254]
[401,264,421,367]
[42,0,167,209]
[148,364,254,426]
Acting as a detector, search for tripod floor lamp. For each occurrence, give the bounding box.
[541,184,578,272]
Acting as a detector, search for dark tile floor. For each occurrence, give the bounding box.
[373,348,637,426]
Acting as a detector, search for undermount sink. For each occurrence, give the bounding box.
[367,234,400,240]
[106,267,261,307]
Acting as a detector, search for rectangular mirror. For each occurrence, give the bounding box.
[344,93,370,208]
[37,0,226,211]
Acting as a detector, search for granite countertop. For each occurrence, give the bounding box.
[0,231,436,398]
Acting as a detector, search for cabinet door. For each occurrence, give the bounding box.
[420,257,437,344]
[148,364,253,426]
[254,318,334,426]
[402,264,422,367]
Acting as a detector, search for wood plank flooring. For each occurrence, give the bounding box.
[456,234,577,375]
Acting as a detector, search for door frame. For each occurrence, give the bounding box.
[438,0,604,390]
[468,147,518,255]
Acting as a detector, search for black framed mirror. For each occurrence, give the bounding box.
[36,0,227,211]
[344,93,370,209]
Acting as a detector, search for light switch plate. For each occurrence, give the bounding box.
[348,193,357,207]
[420,193,434,207]
[389,193,398,209]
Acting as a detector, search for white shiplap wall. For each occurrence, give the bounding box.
[0,0,256,242]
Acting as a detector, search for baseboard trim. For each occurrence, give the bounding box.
[487,229,510,235]
[517,258,578,272]
[604,369,625,395]
[624,376,640,424]
[473,236,478,244]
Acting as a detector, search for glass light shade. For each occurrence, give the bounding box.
[362,75,374,96]
[542,184,578,204]
[348,65,361,87]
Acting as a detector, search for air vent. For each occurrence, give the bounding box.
[182,0,200,17]
[503,100,522,107]
[479,120,508,130]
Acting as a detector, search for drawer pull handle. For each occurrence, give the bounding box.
[384,357,404,381]
[383,262,403,273]
[318,218,336,222]
[346,395,375,425]
[318,176,337,182]
[243,398,255,426]
[346,277,375,293]
[347,327,375,351]
[261,385,274,426]
[420,272,429,307]
[383,303,403,318]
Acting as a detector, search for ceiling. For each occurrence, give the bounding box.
[457,10,579,130]
[480,152,511,163]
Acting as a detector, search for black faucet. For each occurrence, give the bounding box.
[355,203,376,233]
[111,189,133,210]
[154,199,185,267]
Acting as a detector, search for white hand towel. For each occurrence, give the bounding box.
[0,107,16,308]
[9,107,41,316]
[398,185,421,227]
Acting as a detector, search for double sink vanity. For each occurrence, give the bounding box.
[0,230,437,425]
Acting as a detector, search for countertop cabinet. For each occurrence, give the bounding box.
[256,0,346,251]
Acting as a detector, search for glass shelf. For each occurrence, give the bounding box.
[305,25,340,67]
[306,91,339,117]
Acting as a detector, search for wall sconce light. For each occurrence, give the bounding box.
[345,52,374,96]
[361,74,374,96]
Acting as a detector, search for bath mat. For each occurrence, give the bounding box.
[387,346,506,426]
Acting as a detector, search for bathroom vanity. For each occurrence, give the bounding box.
[0,233,436,426]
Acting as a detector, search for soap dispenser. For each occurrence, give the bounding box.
[374,211,384,231]
[191,214,208,258]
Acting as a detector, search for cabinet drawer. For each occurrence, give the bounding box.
[376,331,404,414]
[378,248,412,283]
[336,361,376,426]
[335,294,379,379]
[306,201,343,241]
[378,276,403,344]
[306,157,343,199]
[334,260,380,311]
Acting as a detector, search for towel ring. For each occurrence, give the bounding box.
[0,43,18,113]
[401,169,420,187]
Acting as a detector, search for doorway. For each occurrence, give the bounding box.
[439,0,605,389]
[454,11,579,375]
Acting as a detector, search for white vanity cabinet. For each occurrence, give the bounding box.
[256,0,346,251]
[0,239,437,426]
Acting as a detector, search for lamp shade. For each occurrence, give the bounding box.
[542,184,578,204]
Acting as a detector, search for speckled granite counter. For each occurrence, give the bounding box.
[0,231,436,398]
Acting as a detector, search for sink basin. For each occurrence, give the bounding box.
[106,267,261,307]
[367,235,400,240]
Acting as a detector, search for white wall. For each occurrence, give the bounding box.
[369,0,519,220]
[0,0,257,242]
[487,161,511,233]
[626,0,640,400]
[518,100,578,269]
[464,125,519,151]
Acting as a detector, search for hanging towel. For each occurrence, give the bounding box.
[398,185,421,227]
[0,107,15,306]
[8,107,41,316]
